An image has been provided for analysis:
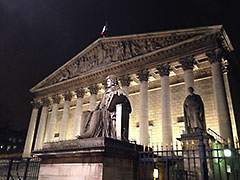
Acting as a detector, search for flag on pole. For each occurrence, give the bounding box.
[101,21,108,36]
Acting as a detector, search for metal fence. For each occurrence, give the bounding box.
[0,157,41,180]
[139,132,240,180]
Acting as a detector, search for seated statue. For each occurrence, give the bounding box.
[183,87,206,134]
[77,75,131,141]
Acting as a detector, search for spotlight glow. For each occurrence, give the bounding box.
[153,169,158,178]
[224,149,231,157]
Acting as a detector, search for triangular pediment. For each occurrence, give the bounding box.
[31,25,230,93]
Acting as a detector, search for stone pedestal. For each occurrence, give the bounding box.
[33,138,142,180]
[178,133,209,180]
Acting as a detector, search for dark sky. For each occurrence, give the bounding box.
[0,0,239,132]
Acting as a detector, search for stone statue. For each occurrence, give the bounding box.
[77,75,131,141]
[183,87,206,134]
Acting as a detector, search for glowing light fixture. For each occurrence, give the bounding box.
[224,149,231,157]
[153,168,158,179]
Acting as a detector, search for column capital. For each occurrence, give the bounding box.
[88,84,99,95]
[31,100,41,109]
[137,69,149,82]
[206,48,223,64]
[119,74,131,87]
[63,91,73,101]
[75,88,85,98]
[51,95,61,104]
[41,98,50,107]
[179,56,195,70]
[156,63,170,76]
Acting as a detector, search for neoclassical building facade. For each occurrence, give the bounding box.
[23,25,238,157]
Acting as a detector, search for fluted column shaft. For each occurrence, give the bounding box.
[46,95,61,142]
[72,88,85,138]
[157,64,172,146]
[88,84,99,111]
[207,49,233,141]
[138,70,149,145]
[59,92,72,141]
[180,56,195,96]
[34,98,50,150]
[23,100,40,157]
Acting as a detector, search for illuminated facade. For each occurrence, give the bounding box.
[23,25,238,157]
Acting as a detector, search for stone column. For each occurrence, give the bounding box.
[46,95,61,142]
[137,69,149,145]
[157,63,172,146]
[59,92,73,141]
[72,88,85,138]
[119,74,131,97]
[180,56,195,96]
[207,49,233,141]
[34,98,50,150]
[88,84,99,111]
[22,100,40,157]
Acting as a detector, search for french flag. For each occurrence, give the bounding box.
[101,22,108,36]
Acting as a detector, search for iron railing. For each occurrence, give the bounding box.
[139,131,240,180]
[0,157,41,180]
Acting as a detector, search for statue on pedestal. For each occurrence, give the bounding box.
[183,87,206,134]
[77,75,131,141]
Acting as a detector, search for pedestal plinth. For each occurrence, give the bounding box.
[33,137,142,180]
[178,133,209,147]
[178,132,209,180]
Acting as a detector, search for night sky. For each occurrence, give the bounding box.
[0,0,239,132]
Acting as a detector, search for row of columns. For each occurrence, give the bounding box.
[136,48,232,145]
[23,48,233,157]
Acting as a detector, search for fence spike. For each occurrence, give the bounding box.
[152,144,154,151]
[236,137,239,148]
[191,140,195,149]
[157,144,159,151]
[221,138,225,148]
[186,140,189,149]
[228,138,231,148]
[161,144,164,151]
[181,142,184,149]
[165,143,168,150]
[148,144,150,152]
[143,144,146,152]
[215,139,218,148]
[176,141,178,150]
[208,138,212,149]
[171,140,174,150]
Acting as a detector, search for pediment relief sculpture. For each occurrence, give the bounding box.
[38,33,202,89]
[32,26,228,92]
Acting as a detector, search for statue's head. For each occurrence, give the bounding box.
[106,75,119,88]
[188,87,194,94]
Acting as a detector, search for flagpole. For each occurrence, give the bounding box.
[105,21,108,37]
